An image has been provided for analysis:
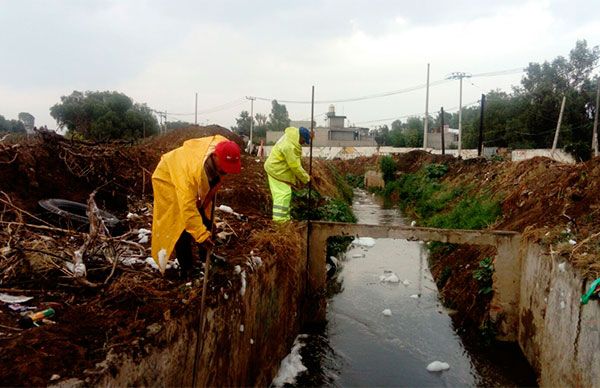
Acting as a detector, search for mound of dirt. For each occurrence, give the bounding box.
[0,127,346,386]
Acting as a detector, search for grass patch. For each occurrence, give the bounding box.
[425,197,501,230]
[345,173,365,189]
[383,163,502,230]
[291,188,357,257]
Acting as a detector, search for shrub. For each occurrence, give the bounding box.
[291,188,357,258]
[346,173,365,189]
[380,155,396,183]
[424,163,448,179]
[473,257,494,295]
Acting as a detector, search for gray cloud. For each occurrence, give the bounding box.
[0,0,598,129]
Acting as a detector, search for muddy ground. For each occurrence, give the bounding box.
[0,127,339,386]
[2,129,599,384]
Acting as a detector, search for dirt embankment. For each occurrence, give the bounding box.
[333,151,600,333]
[0,127,343,386]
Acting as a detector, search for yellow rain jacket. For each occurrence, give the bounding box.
[151,135,227,272]
[264,127,310,185]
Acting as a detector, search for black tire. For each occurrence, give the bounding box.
[38,199,120,228]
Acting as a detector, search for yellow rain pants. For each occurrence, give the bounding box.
[268,175,292,222]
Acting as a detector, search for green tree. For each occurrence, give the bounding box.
[166,120,193,130]
[388,119,405,147]
[253,113,268,142]
[373,124,390,146]
[232,110,253,137]
[267,100,290,132]
[0,115,26,133]
[50,90,159,140]
[403,116,424,147]
[516,40,599,156]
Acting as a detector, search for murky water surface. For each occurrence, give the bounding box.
[293,190,536,387]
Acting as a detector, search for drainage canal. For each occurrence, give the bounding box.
[273,189,536,387]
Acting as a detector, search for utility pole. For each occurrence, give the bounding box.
[308,86,315,212]
[157,111,163,134]
[551,96,567,157]
[478,94,485,157]
[423,63,430,149]
[440,107,445,155]
[246,96,256,152]
[592,78,599,158]
[447,72,471,157]
[153,109,168,134]
[195,93,198,125]
[164,110,168,134]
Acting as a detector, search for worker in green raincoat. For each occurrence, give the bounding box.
[264,126,311,221]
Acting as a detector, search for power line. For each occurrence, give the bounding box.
[252,79,451,104]
[471,67,524,77]
[353,100,480,126]
[158,98,246,119]
[251,67,525,105]
[156,66,526,123]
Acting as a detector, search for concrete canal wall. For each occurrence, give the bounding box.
[518,243,600,387]
[71,223,597,387]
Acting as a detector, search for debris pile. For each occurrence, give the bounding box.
[0,126,342,385]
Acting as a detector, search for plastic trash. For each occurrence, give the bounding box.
[426,361,450,372]
[581,278,600,304]
[0,293,33,304]
[19,308,55,328]
[218,205,234,214]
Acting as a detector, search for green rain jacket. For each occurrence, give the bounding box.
[264,127,310,186]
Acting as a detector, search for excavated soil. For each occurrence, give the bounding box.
[333,151,600,334]
[0,127,337,386]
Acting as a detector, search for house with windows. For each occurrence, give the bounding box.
[266,105,376,146]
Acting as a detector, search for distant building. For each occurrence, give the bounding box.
[427,124,459,149]
[266,105,376,146]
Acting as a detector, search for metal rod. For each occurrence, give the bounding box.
[308,86,315,212]
[192,194,218,388]
[306,86,315,280]
[458,77,463,157]
[423,63,430,149]
[440,107,445,155]
[478,94,485,156]
[592,78,599,157]
[249,97,255,149]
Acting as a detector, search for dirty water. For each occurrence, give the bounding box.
[288,189,536,387]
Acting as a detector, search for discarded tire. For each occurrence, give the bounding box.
[38,199,120,228]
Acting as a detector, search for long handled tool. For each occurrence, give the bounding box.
[305,86,315,290]
[191,194,218,387]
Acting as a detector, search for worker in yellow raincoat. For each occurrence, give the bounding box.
[264,126,311,221]
[151,136,241,274]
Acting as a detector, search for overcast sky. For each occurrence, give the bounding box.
[1,0,598,130]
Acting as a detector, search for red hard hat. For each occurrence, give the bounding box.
[214,140,241,174]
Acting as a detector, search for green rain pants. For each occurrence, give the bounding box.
[267,175,292,221]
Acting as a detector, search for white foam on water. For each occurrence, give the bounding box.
[272,335,308,387]
[352,237,376,247]
[426,361,450,372]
